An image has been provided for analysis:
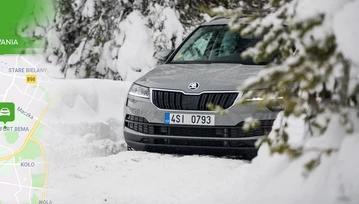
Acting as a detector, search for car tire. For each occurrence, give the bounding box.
[127,145,134,151]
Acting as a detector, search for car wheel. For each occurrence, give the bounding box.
[127,145,134,151]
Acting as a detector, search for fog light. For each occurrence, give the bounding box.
[268,104,283,112]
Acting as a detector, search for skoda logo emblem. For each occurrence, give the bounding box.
[188,82,200,91]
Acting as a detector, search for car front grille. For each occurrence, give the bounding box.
[125,115,274,138]
[151,90,238,111]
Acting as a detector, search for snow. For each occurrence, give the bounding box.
[43,79,359,204]
[96,41,114,77]
[82,0,95,18]
[159,7,184,48]
[332,0,359,92]
[333,1,359,65]
[49,152,246,203]
[295,0,359,93]
[48,79,131,124]
[148,4,185,54]
[43,79,131,164]
[115,11,156,81]
[67,40,86,67]
[45,29,67,77]
[220,112,359,204]
[73,0,83,10]
[295,0,359,69]
[66,38,97,79]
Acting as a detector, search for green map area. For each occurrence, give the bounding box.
[0,0,51,54]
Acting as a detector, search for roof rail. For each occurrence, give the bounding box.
[210,15,256,22]
[209,16,227,22]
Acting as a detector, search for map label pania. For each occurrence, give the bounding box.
[0,39,18,45]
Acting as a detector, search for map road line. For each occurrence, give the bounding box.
[29,137,49,201]
[0,93,58,161]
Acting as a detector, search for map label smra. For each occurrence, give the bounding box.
[39,200,53,204]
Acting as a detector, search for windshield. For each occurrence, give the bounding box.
[170,25,268,65]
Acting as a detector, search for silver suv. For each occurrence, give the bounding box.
[124,18,279,157]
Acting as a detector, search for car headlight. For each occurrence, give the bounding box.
[244,91,264,102]
[128,84,150,99]
[244,90,283,102]
[243,90,283,111]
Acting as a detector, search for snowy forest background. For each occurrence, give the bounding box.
[43,0,240,81]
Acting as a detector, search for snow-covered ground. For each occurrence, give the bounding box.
[41,79,359,204]
[49,152,247,204]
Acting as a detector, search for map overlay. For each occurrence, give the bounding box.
[0,55,57,204]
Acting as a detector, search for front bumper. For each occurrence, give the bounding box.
[124,94,278,157]
[125,127,261,157]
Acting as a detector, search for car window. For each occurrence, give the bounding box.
[170,25,268,65]
[173,28,216,61]
[181,32,213,60]
[209,30,260,62]
[218,31,238,57]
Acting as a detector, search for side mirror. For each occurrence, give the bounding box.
[154,49,173,64]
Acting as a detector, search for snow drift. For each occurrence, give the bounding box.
[207,112,359,204]
[44,79,131,163]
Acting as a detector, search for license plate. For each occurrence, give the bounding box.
[164,113,215,126]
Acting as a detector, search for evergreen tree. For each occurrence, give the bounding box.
[218,0,359,167]
[176,0,241,32]
[47,0,127,79]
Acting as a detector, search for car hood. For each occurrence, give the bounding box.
[135,63,263,93]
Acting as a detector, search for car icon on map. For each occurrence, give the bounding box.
[0,108,11,116]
